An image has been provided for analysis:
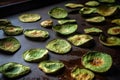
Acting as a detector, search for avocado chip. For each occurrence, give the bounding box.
[107,26,120,35]
[85,1,99,7]
[0,62,30,78]
[65,3,84,8]
[82,51,112,73]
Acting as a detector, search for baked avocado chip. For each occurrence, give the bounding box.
[58,19,76,25]
[46,39,71,54]
[85,1,99,7]
[48,7,68,19]
[23,48,48,62]
[19,13,41,22]
[0,37,21,53]
[107,26,120,35]
[71,67,94,80]
[0,62,30,78]
[53,23,78,35]
[38,60,64,74]
[0,19,12,30]
[111,19,120,25]
[3,26,23,36]
[65,3,84,8]
[82,51,112,73]
[40,19,53,28]
[24,29,49,40]
[67,34,93,47]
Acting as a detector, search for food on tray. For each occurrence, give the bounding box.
[98,0,115,3]
[0,37,21,53]
[3,26,23,36]
[23,48,48,62]
[38,60,64,74]
[19,13,41,22]
[40,19,53,28]
[0,19,12,29]
[46,39,71,54]
[67,34,93,47]
[0,62,30,78]
[85,1,99,7]
[24,29,49,40]
[111,19,120,25]
[107,26,120,35]
[53,23,78,35]
[82,51,112,73]
[65,3,84,8]
[48,7,68,19]
[71,67,95,80]
[58,19,76,25]
[99,34,120,46]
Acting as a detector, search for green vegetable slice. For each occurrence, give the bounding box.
[65,3,84,8]
[58,19,76,25]
[82,51,112,73]
[85,16,105,23]
[23,48,48,62]
[85,1,99,7]
[98,0,115,3]
[0,19,12,30]
[107,26,120,35]
[0,62,30,78]
[3,26,23,36]
[46,39,71,54]
[99,34,120,46]
[111,19,120,25]
[0,37,21,53]
[67,34,93,46]
[19,13,41,22]
[71,67,94,80]
[48,7,68,19]
[53,23,78,35]
[40,19,53,28]
[38,60,64,74]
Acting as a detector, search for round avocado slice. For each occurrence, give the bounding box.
[3,26,23,36]
[19,13,41,22]
[98,0,115,3]
[65,3,84,8]
[38,60,64,74]
[46,39,71,54]
[40,19,53,28]
[53,23,78,35]
[0,37,21,53]
[23,48,48,62]
[82,51,112,73]
[48,7,68,19]
[107,26,120,35]
[67,34,93,47]
[111,19,120,25]
[58,19,76,25]
[0,19,12,30]
[85,1,99,7]
[99,34,120,46]
[24,29,49,40]
[85,16,105,23]
[71,67,94,80]
[0,62,30,78]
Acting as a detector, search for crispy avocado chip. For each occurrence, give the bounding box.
[85,1,99,7]
[82,51,112,73]
[98,0,115,3]
[40,19,53,28]
[58,19,76,25]
[3,26,23,36]
[38,60,64,74]
[99,34,120,46]
[79,7,97,15]
[85,16,105,23]
[46,39,71,54]
[23,48,48,62]
[24,29,49,40]
[107,26,120,35]
[71,67,94,80]
[0,37,21,53]
[67,34,93,47]
[84,27,103,35]
[53,23,78,35]
[111,19,120,25]
[0,62,30,78]
[0,19,12,30]
[65,3,84,8]
[48,7,68,19]
[19,13,41,22]
[97,5,117,16]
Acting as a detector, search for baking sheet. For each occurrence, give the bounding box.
[0,0,120,80]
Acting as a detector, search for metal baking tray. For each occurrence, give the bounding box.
[0,0,120,80]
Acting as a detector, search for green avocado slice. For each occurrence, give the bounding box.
[111,19,120,25]
[85,1,99,7]
[46,39,71,54]
[38,60,64,74]
[0,62,30,78]
[40,19,53,28]
[0,19,12,30]
[107,26,120,35]
[58,19,76,25]
[23,48,48,62]
[82,51,112,73]
[65,3,84,8]
[0,37,21,53]
[48,7,68,19]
